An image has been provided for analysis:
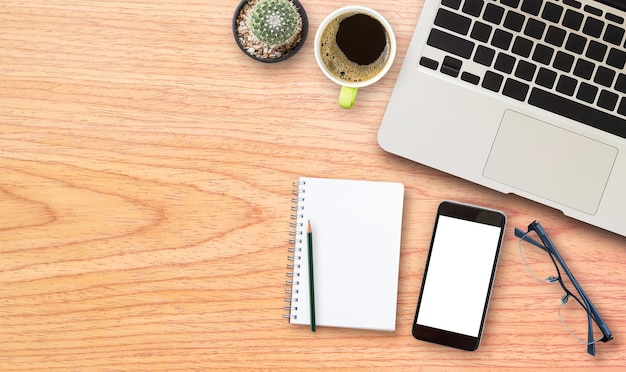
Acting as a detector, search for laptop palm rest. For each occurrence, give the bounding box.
[484,110,618,215]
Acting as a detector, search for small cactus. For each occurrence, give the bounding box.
[249,0,302,46]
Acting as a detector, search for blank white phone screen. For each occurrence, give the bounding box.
[416,215,502,337]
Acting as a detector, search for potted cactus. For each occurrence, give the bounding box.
[233,0,308,62]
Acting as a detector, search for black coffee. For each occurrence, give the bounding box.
[336,14,386,65]
[319,12,390,83]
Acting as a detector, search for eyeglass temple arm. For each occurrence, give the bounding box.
[522,223,613,344]
[514,228,549,252]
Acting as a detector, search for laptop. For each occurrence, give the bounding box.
[379,0,626,236]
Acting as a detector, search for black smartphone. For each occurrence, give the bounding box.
[412,201,506,351]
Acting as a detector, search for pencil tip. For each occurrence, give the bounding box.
[307,220,311,233]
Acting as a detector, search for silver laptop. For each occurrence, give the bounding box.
[379,0,626,236]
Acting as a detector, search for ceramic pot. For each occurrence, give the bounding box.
[232,0,309,63]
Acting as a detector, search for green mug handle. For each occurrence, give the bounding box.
[339,86,358,109]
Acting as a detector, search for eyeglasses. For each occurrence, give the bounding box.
[514,221,612,356]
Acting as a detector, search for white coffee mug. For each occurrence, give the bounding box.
[314,6,396,109]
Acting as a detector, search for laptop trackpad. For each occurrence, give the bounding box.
[484,110,617,215]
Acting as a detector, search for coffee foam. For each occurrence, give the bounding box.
[319,13,390,83]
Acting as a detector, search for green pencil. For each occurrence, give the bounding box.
[307,220,316,332]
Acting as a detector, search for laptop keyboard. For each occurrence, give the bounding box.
[420,0,626,138]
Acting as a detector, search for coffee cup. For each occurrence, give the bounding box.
[314,6,396,109]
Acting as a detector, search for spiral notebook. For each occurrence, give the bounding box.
[284,177,405,331]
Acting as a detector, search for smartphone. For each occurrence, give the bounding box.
[412,201,506,351]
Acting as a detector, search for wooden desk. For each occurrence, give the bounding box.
[1,1,624,369]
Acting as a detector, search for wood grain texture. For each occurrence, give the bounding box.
[0,0,625,370]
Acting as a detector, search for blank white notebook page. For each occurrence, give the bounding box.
[288,177,404,331]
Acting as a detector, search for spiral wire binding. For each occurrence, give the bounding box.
[283,179,306,320]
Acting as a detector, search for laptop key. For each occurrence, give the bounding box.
[553,51,575,72]
[474,45,496,66]
[435,8,472,35]
[556,75,577,96]
[495,52,516,73]
[471,21,493,42]
[515,60,537,81]
[565,34,587,54]
[586,40,607,62]
[441,0,462,10]
[419,56,439,70]
[577,82,598,103]
[598,90,619,111]
[463,0,485,17]
[603,24,625,46]
[563,0,582,9]
[532,44,554,64]
[521,0,542,16]
[614,74,626,94]
[461,71,481,85]
[529,87,626,138]
[563,9,584,31]
[583,5,602,17]
[618,98,626,116]
[545,26,566,47]
[503,11,525,32]
[573,59,595,79]
[441,56,463,77]
[503,78,530,101]
[541,2,563,23]
[607,48,626,69]
[606,13,625,25]
[512,36,533,57]
[482,71,504,91]
[524,18,546,39]
[427,29,475,59]
[492,29,514,49]
[500,0,520,8]
[583,17,605,38]
[594,66,615,87]
[484,3,506,24]
[536,67,557,88]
